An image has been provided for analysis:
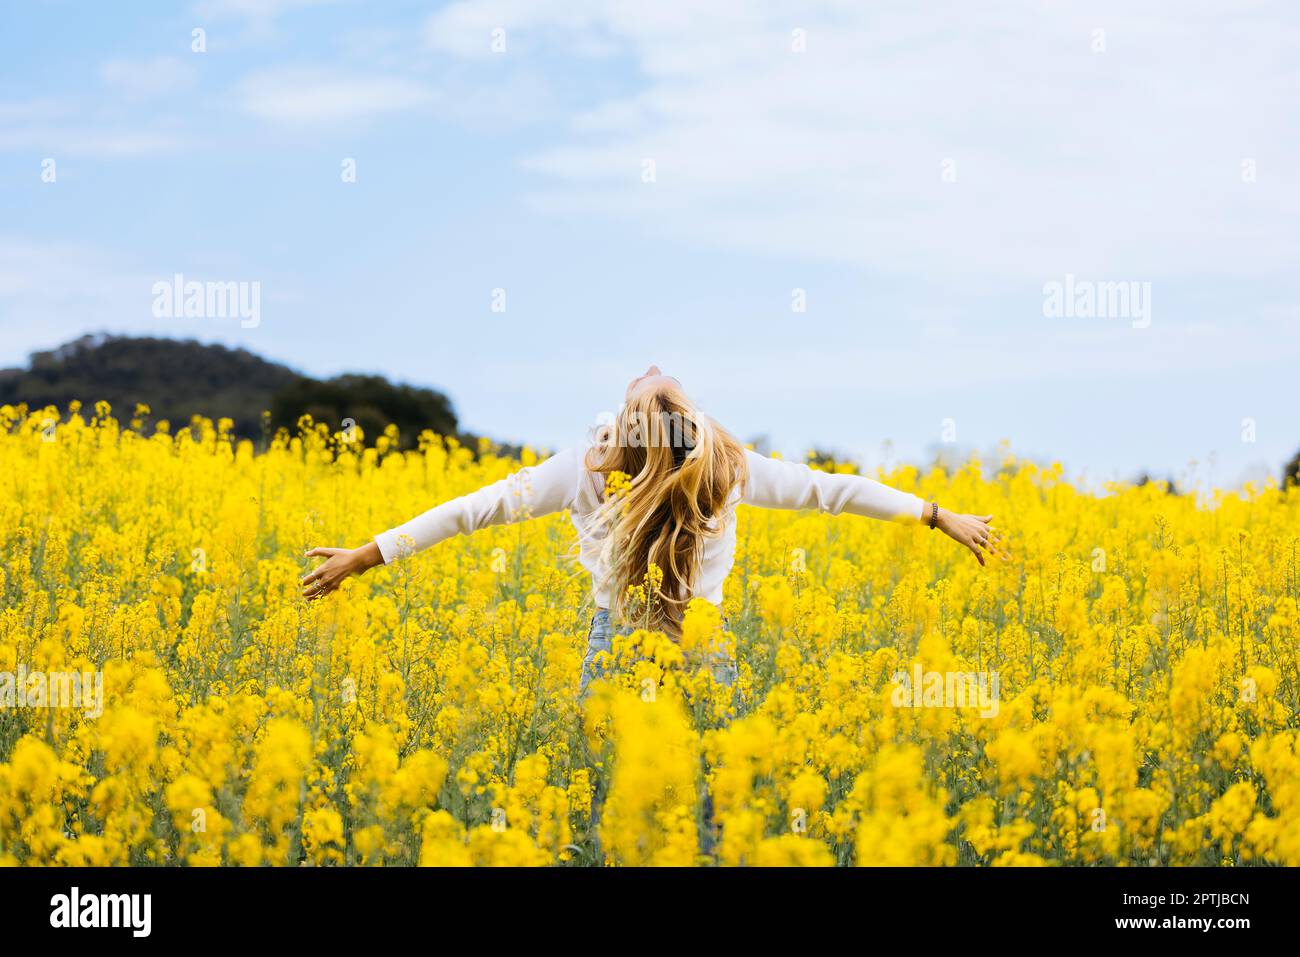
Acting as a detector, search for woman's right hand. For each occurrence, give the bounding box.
[935,509,1004,566]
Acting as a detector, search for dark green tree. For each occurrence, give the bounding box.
[0,334,299,436]
[0,334,465,449]
[1284,448,1300,487]
[269,374,457,446]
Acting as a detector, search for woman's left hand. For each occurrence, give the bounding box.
[301,543,381,601]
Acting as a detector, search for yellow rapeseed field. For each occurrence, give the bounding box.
[1,401,1297,866]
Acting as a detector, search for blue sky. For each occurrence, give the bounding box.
[2,0,1298,488]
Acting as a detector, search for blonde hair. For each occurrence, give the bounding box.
[584,383,748,634]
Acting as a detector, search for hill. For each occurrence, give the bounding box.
[0,334,461,447]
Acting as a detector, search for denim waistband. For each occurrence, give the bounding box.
[589,608,729,632]
[590,608,619,637]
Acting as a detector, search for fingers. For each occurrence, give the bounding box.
[961,516,1010,566]
[979,529,1010,560]
[301,547,354,600]
[980,529,1011,562]
[301,547,340,586]
[301,562,336,599]
[971,516,1009,563]
[302,577,338,601]
[985,525,1012,559]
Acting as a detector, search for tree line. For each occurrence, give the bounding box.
[0,334,464,449]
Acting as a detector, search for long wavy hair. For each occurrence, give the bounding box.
[584,383,748,634]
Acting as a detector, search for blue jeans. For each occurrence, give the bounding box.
[578,609,739,698]
[578,608,737,858]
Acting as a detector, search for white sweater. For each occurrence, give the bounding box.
[374,447,925,608]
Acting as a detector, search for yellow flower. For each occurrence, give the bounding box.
[302,807,346,865]
[0,402,1295,867]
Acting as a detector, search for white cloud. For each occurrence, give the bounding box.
[425,0,1300,282]
[100,56,198,98]
[0,98,72,122]
[238,68,433,123]
[0,126,189,157]
[0,95,189,157]
[192,0,333,21]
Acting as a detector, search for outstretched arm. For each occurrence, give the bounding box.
[741,449,1002,565]
[742,449,926,522]
[302,447,581,600]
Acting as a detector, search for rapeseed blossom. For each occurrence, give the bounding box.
[0,402,1296,865]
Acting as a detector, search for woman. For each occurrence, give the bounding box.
[300,365,1001,693]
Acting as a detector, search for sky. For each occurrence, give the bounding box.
[1,0,1298,489]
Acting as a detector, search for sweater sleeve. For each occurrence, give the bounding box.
[374,447,582,564]
[741,449,926,523]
